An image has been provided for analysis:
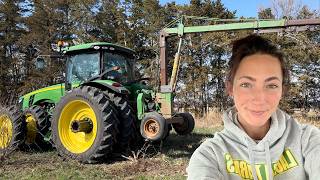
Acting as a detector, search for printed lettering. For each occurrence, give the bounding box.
[256,164,268,180]
[225,153,235,173]
[284,149,298,168]
[240,161,249,179]
[234,160,240,174]
[224,149,298,180]
[248,164,253,179]
[279,155,289,171]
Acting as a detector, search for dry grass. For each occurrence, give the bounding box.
[294,116,320,128]
[0,149,186,179]
[195,109,320,128]
[0,127,216,180]
[194,109,223,129]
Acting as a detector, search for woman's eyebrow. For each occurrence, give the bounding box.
[238,76,255,81]
[265,76,281,82]
[238,76,281,82]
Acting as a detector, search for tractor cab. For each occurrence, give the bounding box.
[63,42,136,89]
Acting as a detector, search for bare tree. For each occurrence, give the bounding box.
[270,0,302,18]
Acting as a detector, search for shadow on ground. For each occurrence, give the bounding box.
[161,131,214,159]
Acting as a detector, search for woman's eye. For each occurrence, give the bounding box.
[240,83,252,88]
[266,84,279,89]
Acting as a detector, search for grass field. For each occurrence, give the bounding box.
[0,127,221,180]
[0,110,318,180]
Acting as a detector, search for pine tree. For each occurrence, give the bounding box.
[258,8,275,19]
[0,0,26,103]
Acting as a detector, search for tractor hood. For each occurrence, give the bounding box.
[21,83,65,110]
[20,80,130,111]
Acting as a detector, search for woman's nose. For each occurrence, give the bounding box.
[251,87,265,102]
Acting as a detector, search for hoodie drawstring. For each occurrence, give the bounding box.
[265,141,273,180]
[247,139,258,180]
[248,139,273,180]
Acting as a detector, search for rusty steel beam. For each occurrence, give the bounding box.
[159,31,168,86]
[286,19,320,26]
[254,26,319,34]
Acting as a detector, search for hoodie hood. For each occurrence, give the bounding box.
[222,107,289,180]
[222,106,287,149]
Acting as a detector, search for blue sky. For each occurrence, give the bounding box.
[159,0,320,18]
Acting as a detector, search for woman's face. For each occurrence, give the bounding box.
[228,54,283,128]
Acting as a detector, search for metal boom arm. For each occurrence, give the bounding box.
[159,17,320,91]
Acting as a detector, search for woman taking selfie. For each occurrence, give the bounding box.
[187,34,320,180]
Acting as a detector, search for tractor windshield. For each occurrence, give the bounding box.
[66,52,100,83]
[103,51,134,84]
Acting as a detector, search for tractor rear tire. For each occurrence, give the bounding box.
[52,86,119,163]
[0,106,24,153]
[172,112,195,135]
[103,91,136,151]
[21,105,51,151]
[140,112,168,141]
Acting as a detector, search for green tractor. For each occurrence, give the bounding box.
[1,16,319,164]
[0,42,194,163]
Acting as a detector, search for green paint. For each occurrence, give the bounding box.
[164,19,286,35]
[137,93,145,120]
[22,83,65,110]
[63,42,135,55]
[125,82,151,98]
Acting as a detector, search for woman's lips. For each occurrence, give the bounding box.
[249,110,266,117]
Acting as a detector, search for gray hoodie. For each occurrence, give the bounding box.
[187,108,320,180]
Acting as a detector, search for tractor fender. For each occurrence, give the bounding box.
[32,99,55,109]
[81,81,130,95]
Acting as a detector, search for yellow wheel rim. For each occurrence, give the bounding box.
[25,113,38,144]
[58,100,97,154]
[0,114,13,149]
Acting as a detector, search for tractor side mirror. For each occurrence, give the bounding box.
[35,57,46,70]
[54,75,65,83]
[54,72,65,84]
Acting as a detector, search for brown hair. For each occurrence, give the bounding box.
[227,34,289,88]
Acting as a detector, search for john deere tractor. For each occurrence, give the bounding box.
[0,42,195,163]
[1,16,319,163]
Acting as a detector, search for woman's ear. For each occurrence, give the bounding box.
[225,81,233,97]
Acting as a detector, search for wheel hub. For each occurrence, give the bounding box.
[144,119,160,138]
[71,118,93,133]
[25,113,38,144]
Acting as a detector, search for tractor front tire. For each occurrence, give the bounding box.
[140,112,168,141]
[0,106,24,153]
[52,86,119,163]
[172,112,195,135]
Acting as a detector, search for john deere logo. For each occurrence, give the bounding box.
[225,149,298,180]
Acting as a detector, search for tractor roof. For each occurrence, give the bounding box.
[63,42,135,55]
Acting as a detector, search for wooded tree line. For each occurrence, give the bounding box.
[0,0,319,117]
